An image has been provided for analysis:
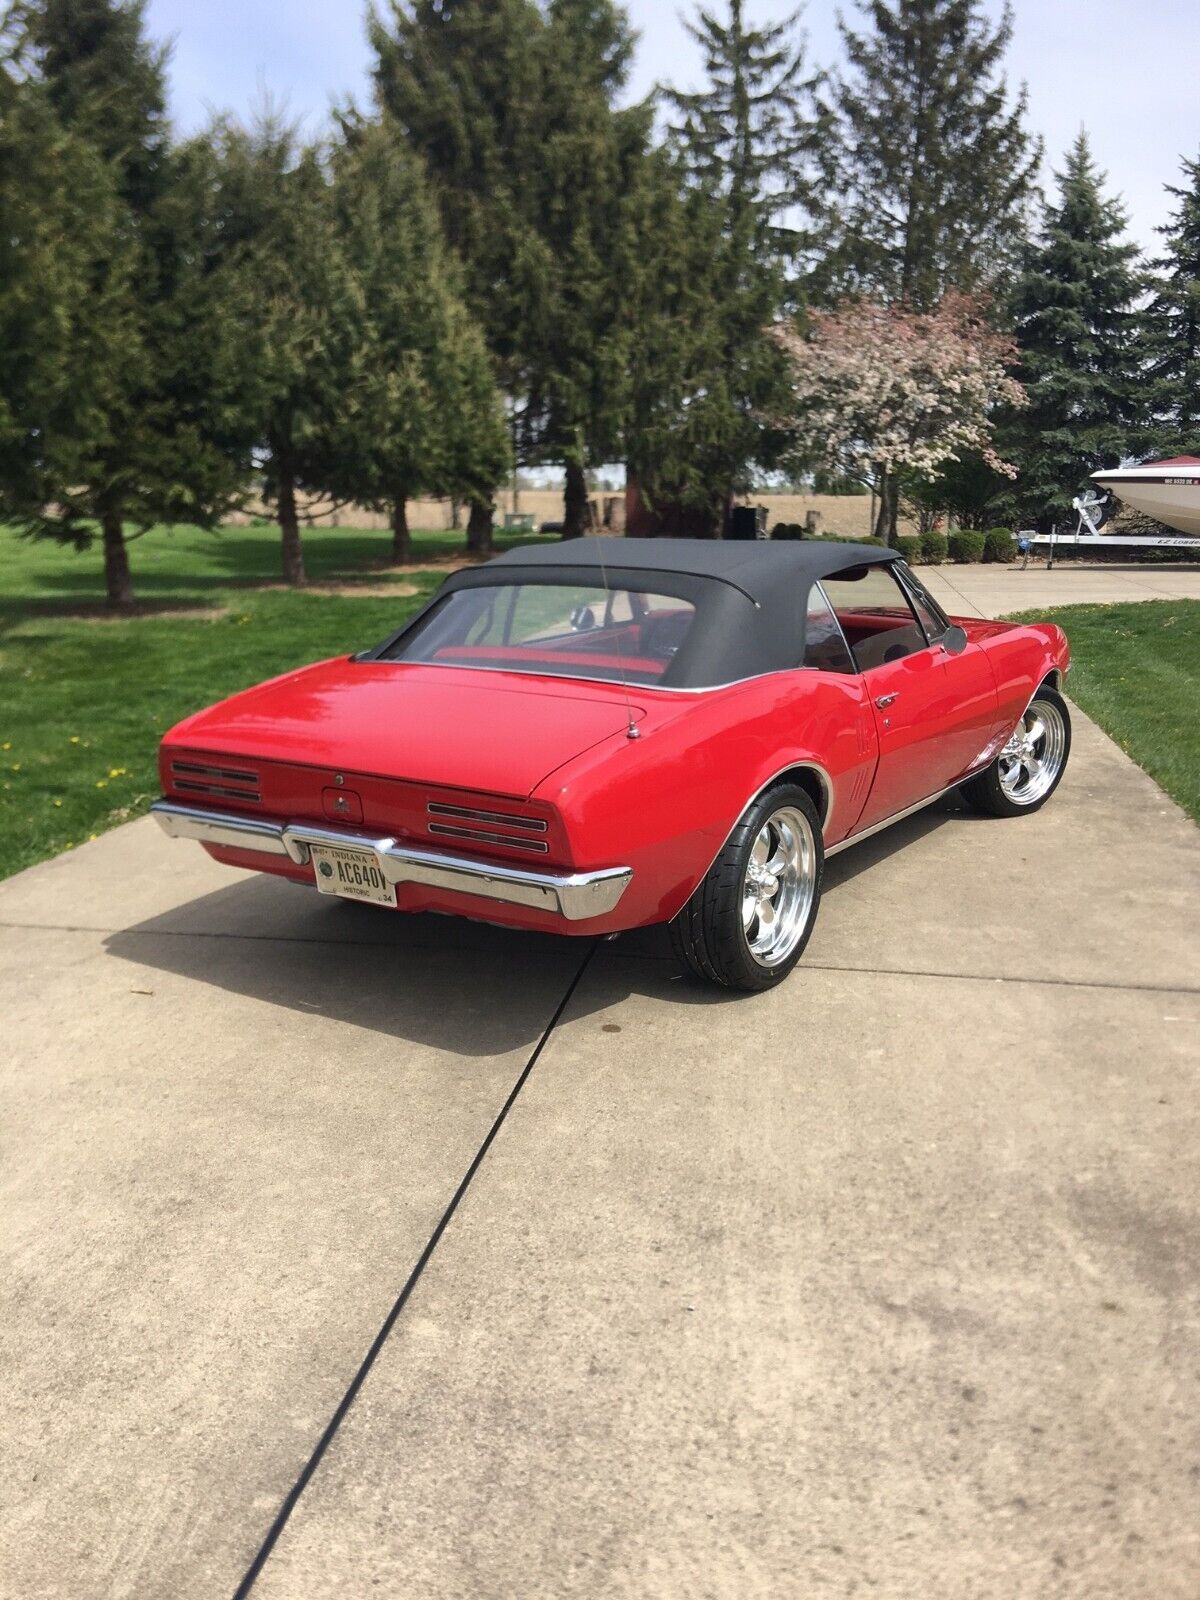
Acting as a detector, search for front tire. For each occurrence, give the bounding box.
[669,784,823,991]
[960,685,1071,818]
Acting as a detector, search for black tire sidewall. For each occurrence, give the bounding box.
[709,784,825,991]
[964,686,1072,818]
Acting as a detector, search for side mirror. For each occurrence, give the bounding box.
[569,605,597,632]
[941,624,968,656]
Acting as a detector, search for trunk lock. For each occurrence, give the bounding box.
[322,786,364,824]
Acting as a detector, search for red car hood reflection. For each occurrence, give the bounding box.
[164,659,647,799]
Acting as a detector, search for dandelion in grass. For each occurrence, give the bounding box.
[69,736,80,744]
[95,779,107,789]
[53,799,62,808]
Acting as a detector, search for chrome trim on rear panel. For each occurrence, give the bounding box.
[151,800,288,854]
[150,801,631,921]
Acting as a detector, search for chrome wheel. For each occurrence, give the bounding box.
[742,804,817,969]
[998,699,1068,806]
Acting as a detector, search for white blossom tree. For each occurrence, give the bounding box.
[773,292,1026,542]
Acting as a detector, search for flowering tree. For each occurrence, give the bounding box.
[772,293,1026,543]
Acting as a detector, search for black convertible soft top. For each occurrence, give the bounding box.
[485,536,900,604]
[369,537,903,689]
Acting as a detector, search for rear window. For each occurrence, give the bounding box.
[381,582,698,686]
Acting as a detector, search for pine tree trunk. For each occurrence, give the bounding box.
[466,498,494,557]
[390,496,411,564]
[102,506,134,609]
[277,456,306,586]
[562,461,590,540]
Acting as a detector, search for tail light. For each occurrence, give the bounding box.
[170,758,261,804]
[426,801,549,855]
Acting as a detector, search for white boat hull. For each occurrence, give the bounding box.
[1092,466,1200,536]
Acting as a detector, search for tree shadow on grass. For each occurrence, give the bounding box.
[0,529,555,626]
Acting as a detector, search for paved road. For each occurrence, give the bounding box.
[2,703,1198,1599]
[921,558,1200,617]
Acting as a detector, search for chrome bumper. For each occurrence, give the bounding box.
[150,800,633,922]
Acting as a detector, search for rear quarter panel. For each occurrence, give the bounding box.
[535,670,877,928]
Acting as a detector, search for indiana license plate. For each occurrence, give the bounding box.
[310,843,396,907]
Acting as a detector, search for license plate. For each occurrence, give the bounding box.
[310,843,396,907]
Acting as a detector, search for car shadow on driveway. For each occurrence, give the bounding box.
[103,798,970,1054]
[102,879,725,1058]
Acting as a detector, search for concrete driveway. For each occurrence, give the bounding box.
[2,704,1198,1599]
[920,558,1200,617]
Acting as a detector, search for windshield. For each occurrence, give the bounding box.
[381,582,699,686]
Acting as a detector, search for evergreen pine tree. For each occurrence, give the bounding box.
[1145,150,1200,444]
[369,0,649,543]
[826,0,1039,310]
[0,80,137,578]
[640,0,807,533]
[203,113,367,586]
[666,0,828,267]
[328,117,508,563]
[8,0,169,209]
[0,0,250,604]
[1001,133,1147,531]
[615,136,789,536]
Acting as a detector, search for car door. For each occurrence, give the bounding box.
[893,563,1001,781]
[821,562,997,830]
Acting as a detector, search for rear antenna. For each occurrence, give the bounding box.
[595,533,640,740]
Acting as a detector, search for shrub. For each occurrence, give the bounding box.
[919,530,948,565]
[983,526,1017,563]
[771,521,805,540]
[949,529,986,563]
[895,535,920,563]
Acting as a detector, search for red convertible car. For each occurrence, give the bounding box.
[153,539,1071,990]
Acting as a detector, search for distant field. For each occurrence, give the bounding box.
[1007,600,1199,824]
[228,490,898,541]
[0,521,555,877]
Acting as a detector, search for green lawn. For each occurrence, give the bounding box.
[1007,600,1200,824]
[0,521,554,878]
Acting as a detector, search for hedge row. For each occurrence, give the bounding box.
[771,522,1017,564]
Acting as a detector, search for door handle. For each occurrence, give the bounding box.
[875,692,899,709]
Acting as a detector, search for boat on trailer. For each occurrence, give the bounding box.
[1090,456,1200,538]
[1023,457,1200,557]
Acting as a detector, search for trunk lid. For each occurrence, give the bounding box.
[163,658,647,800]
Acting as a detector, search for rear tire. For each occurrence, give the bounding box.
[669,784,823,992]
[960,685,1071,818]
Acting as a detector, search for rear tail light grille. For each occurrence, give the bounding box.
[426,802,549,854]
[171,760,261,804]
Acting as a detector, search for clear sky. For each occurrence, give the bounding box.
[145,0,1197,254]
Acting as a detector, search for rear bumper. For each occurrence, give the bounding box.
[150,800,633,923]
